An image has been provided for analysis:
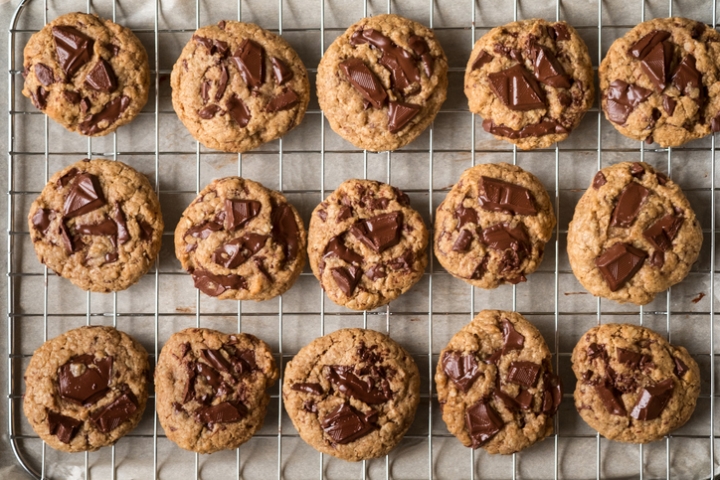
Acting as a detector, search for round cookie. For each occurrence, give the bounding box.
[171,21,310,152]
[317,14,448,151]
[435,310,561,454]
[567,161,702,305]
[22,12,149,136]
[174,177,307,301]
[28,158,163,292]
[465,19,594,150]
[282,328,420,461]
[155,328,279,454]
[599,17,720,147]
[308,180,428,311]
[23,326,150,453]
[571,323,700,443]
[434,163,556,288]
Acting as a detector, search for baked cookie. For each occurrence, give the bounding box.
[567,161,702,305]
[599,18,720,147]
[572,323,700,443]
[28,158,163,292]
[308,180,428,311]
[317,14,448,151]
[283,328,420,461]
[155,328,279,454]
[174,177,306,301]
[465,19,594,150]
[435,310,561,454]
[23,326,150,452]
[22,12,149,136]
[434,163,556,288]
[171,21,310,152]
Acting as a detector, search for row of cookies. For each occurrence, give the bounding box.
[24,315,700,457]
[23,13,720,152]
[28,158,701,307]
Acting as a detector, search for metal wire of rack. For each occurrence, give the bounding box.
[6,0,720,478]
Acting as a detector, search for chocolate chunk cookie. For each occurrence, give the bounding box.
[434,163,556,288]
[572,323,699,443]
[171,21,310,152]
[23,326,150,452]
[28,158,163,292]
[174,177,306,301]
[308,180,428,311]
[435,310,561,454]
[283,328,420,461]
[22,12,149,136]
[317,14,448,151]
[155,328,278,454]
[466,19,594,150]
[567,162,702,305]
[599,18,720,147]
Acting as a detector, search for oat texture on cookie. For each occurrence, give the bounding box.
[308,179,429,311]
[571,323,700,443]
[435,310,561,454]
[22,12,150,136]
[435,163,556,288]
[567,162,702,305]
[465,19,594,150]
[599,17,720,147]
[316,14,448,151]
[171,21,310,152]
[27,158,163,292]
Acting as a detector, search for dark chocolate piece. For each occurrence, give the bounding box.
[595,242,648,291]
[671,55,702,97]
[185,220,223,240]
[610,182,649,227]
[488,64,545,111]
[630,378,674,420]
[364,264,386,280]
[350,29,421,91]
[63,173,105,218]
[616,348,646,368]
[595,381,627,416]
[587,343,607,360]
[193,35,229,56]
[224,199,261,231]
[339,58,387,109]
[47,410,82,444]
[507,361,540,387]
[552,23,570,41]
[112,203,129,244]
[84,59,117,93]
[58,355,113,406]
[452,229,473,252]
[663,95,677,116]
[63,90,82,104]
[212,233,268,268]
[387,100,421,133]
[32,208,54,234]
[630,30,671,59]
[323,235,363,266]
[192,269,247,296]
[465,399,503,448]
[34,63,56,86]
[408,34,433,77]
[456,204,477,228]
[195,402,247,425]
[640,40,673,93]
[215,64,229,101]
[605,80,652,125]
[481,223,531,271]
[226,95,251,127]
[630,162,645,178]
[321,402,377,444]
[350,212,402,253]
[673,356,689,378]
[326,365,391,404]
[482,119,568,139]
[198,104,222,119]
[271,203,299,262]
[471,50,492,71]
[31,86,49,110]
[232,39,265,89]
[91,389,139,433]
[593,171,607,189]
[52,26,94,77]
[331,265,362,296]
[542,371,563,416]
[643,212,683,252]
[529,43,571,88]
[271,56,293,85]
[441,351,481,392]
[265,89,299,113]
[79,95,131,135]
[292,383,324,395]
[478,176,537,215]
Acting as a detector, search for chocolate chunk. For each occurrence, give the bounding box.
[32,208,54,234]
[271,203,299,262]
[212,233,268,268]
[364,264,386,280]
[500,318,525,352]
[692,22,706,39]
[91,389,139,433]
[271,56,293,85]
[507,361,540,387]
[225,94,251,127]
[494,387,519,412]
[52,26,94,77]
[363,196,389,211]
[595,381,627,416]
[408,34,433,77]
[595,242,648,291]
[350,212,402,253]
[388,250,413,271]
[79,95,131,135]
[63,90,81,104]
[30,86,49,110]
[292,383,324,395]
[630,30,671,60]
[471,50,493,71]
[630,162,645,178]
[58,221,74,253]
[529,43,571,88]
[321,402,377,445]
[323,235,363,265]
[201,80,211,104]
[80,97,91,114]
[326,365,391,404]
[387,100,421,133]
[185,220,223,240]
[350,29,420,91]
[393,187,410,206]
[712,113,720,132]
[542,371,563,416]
[465,399,503,448]
[200,349,232,373]
[232,39,265,89]
[610,182,649,227]
[516,389,533,410]
[316,209,328,221]
[339,58,387,109]
[216,64,229,101]
[643,212,683,251]
[196,362,223,390]
[193,35,229,57]
[34,63,56,86]
[452,229,473,252]
[616,347,645,368]
[469,257,488,280]
[673,356,689,377]
[198,104,222,119]
[478,176,537,215]
[456,204,477,227]
[104,252,118,264]
[441,351,481,392]
[663,95,677,116]
[58,355,112,405]
[640,40,673,92]
[481,223,531,270]
[227,348,257,375]
[266,89,299,113]
[337,205,353,222]
[494,43,522,62]
[671,55,702,96]
[605,80,652,125]
[192,269,247,296]
[75,218,117,239]
[138,219,153,241]
[303,401,317,413]
[63,173,105,218]
[331,265,362,297]
[112,203,129,244]
[593,171,607,189]
[195,402,247,425]
[587,343,607,361]
[47,411,82,444]
[84,59,117,93]
[553,23,570,41]
[488,64,545,111]
[482,118,568,139]
[224,199,261,231]
[650,250,665,268]
[630,378,674,420]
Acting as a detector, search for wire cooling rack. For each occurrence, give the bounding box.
[6,0,720,478]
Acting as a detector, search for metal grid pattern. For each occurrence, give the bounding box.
[6,0,719,478]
